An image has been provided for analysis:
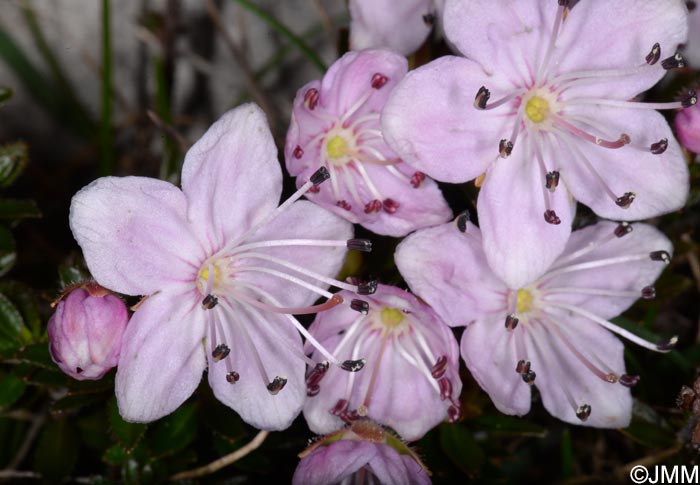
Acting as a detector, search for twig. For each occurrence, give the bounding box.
[202,0,278,129]
[169,430,269,480]
[7,409,46,469]
[0,470,40,480]
[146,110,191,153]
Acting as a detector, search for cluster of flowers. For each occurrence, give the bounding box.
[49,0,698,482]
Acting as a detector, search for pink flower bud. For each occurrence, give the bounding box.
[47,284,128,380]
[675,102,700,153]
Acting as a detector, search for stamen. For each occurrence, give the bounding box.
[231,238,367,255]
[431,355,448,379]
[267,376,288,395]
[661,52,685,70]
[548,321,619,384]
[226,371,240,384]
[337,200,351,211]
[650,138,668,154]
[219,298,270,385]
[371,73,389,89]
[499,139,514,158]
[650,250,671,263]
[505,314,519,331]
[341,359,366,372]
[357,280,378,295]
[447,406,461,423]
[304,88,320,110]
[522,370,536,385]
[645,42,661,65]
[474,86,490,109]
[615,192,636,209]
[410,172,426,188]
[212,343,230,362]
[515,359,531,374]
[536,2,566,83]
[657,336,678,351]
[364,199,382,214]
[552,115,630,149]
[293,145,304,159]
[546,171,560,191]
[544,210,562,225]
[330,398,349,416]
[382,198,400,214]
[438,376,453,400]
[575,403,592,421]
[567,90,696,110]
[619,374,640,387]
[202,294,219,309]
[615,222,633,238]
[230,288,344,315]
[456,211,470,233]
[310,166,331,186]
[422,13,436,26]
[351,299,370,315]
[347,238,372,252]
[641,286,656,299]
[475,87,524,110]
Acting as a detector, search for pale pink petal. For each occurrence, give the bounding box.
[675,103,700,153]
[208,299,305,431]
[115,291,206,422]
[683,5,700,67]
[69,177,203,296]
[369,445,431,485]
[237,200,353,308]
[460,317,532,416]
[382,56,512,183]
[559,106,688,221]
[543,222,673,320]
[350,0,433,56]
[292,440,379,485]
[181,103,283,253]
[478,136,576,289]
[527,316,632,428]
[395,221,506,326]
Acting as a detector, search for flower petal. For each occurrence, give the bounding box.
[478,135,576,289]
[116,291,206,422]
[369,445,431,485]
[70,177,202,296]
[292,440,378,485]
[543,222,672,320]
[395,222,506,326]
[181,103,283,253]
[207,299,305,431]
[559,106,688,221]
[237,200,353,308]
[382,56,511,183]
[460,317,532,416]
[349,0,433,56]
[527,316,632,428]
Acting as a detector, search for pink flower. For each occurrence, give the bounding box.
[675,98,700,152]
[396,216,676,427]
[383,0,692,288]
[682,2,700,67]
[285,49,451,237]
[69,104,371,429]
[47,283,128,380]
[303,284,461,441]
[293,420,431,485]
[349,0,445,56]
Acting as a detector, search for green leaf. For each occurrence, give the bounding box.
[0,282,41,339]
[0,86,12,105]
[58,263,90,288]
[439,423,485,477]
[0,292,25,352]
[470,414,547,437]
[619,420,676,449]
[109,398,147,453]
[103,443,130,466]
[147,402,197,457]
[14,363,69,387]
[16,343,55,369]
[33,419,79,479]
[51,392,104,416]
[0,372,26,409]
[0,198,41,221]
[0,226,15,277]
[0,142,28,188]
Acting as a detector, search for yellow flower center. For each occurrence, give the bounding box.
[525,96,549,123]
[198,264,222,293]
[516,289,533,314]
[326,135,348,159]
[380,307,404,327]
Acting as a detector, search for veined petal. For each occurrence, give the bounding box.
[69,177,202,296]
[478,135,575,289]
[528,316,632,428]
[382,56,511,183]
[116,291,206,422]
[395,222,506,326]
[460,317,531,416]
[559,106,688,220]
[236,200,352,308]
[292,440,379,485]
[208,299,305,431]
[369,445,431,485]
[542,222,672,320]
[349,0,433,56]
[181,104,283,253]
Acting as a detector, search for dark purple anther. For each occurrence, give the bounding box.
[546,171,560,191]
[576,404,592,421]
[267,376,288,395]
[337,200,351,210]
[474,86,490,109]
[331,399,349,416]
[499,139,514,158]
[438,377,453,400]
[456,211,470,233]
[371,73,389,89]
[661,52,685,70]
[614,222,632,238]
[422,13,436,26]
[681,89,697,108]
[646,42,661,65]
[615,192,636,209]
[410,171,426,188]
[226,371,240,384]
[650,138,668,154]
[641,286,656,299]
[649,250,671,263]
[447,405,461,423]
[202,294,218,310]
[293,145,304,159]
[431,356,448,379]
[212,344,230,362]
[619,374,641,388]
[544,210,561,225]
[310,166,330,186]
[306,384,320,397]
[515,359,531,374]
[346,238,372,252]
[364,199,383,214]
[341,359,366,372]
[304,88,320,109]
[357,280,378,295]
[350,299,370,315]
[505,314,519,331]
[383,198,400,214]
[522,370,536,385]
